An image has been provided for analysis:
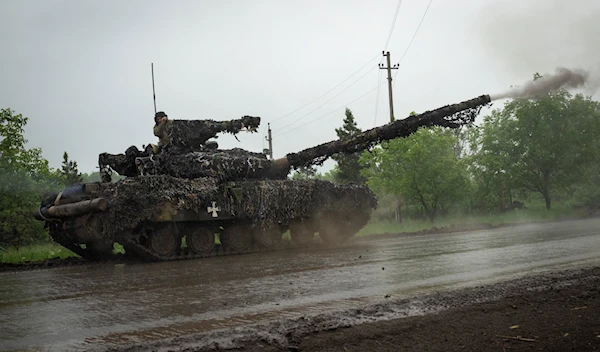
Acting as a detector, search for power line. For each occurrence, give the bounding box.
[269,53,381,124]
[383,0,404,51]
[274,65,379,135]
[270,0,432,138]
[396,0,434,73]
[273,78,388,139]
[391,0,434,113]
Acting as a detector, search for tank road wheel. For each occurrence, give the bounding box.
[318,213,352,246]
[221,224,252,252]
[187,226,215,255]
[148,223,179,258]
[290,219,314,246]
[253,226,283,249]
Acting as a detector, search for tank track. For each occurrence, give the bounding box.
[49,222,314,262]
[117,210,370,262]
[120,231,298,262]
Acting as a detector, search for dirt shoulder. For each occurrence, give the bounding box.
[108,265,600,352]
[256,266,600,352]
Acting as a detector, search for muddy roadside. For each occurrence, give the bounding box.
[110,265,600,352]
[0,216,593,273]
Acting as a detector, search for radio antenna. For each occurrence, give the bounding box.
[151,63,157,114]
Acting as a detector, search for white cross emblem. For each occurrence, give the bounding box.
[207,201,221,218]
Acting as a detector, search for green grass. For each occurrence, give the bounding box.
[357,206,585,237]
[0,243,79,264]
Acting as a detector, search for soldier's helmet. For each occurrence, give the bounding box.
[154,111,167,123]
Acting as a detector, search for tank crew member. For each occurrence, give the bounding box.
[153,111,172,152]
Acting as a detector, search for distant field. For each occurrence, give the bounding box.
[356,206,585,236]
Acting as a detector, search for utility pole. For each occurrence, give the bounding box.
[265,123,273,160]
[378,51,398,122]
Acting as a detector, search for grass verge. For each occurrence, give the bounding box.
[356,206,586,237]
[0,243,78,264]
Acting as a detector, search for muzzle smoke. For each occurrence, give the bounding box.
[490,67,595,101]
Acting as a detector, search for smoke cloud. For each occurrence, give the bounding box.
[490,67,597,101]
[473,0,600,101]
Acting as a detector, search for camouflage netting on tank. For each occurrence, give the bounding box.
[95,176,376,239]
[287,95,492,168]
[96,175,221,239]
[138,148,285,182]
[231,179,377,230]
[165,116,260,152]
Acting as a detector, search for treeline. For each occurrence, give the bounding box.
[294,83,600,222]
[0,108,115,248]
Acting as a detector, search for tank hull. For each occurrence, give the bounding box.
[40,176,377,261]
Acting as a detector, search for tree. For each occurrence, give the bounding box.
[569,160,600,214]
[469,85,600,210]
[61,151,82,186]
[81,171,125,183]
[359,126,469,222]
[331,108,367,184]
[0,108,61,247]
[290,165,317,180]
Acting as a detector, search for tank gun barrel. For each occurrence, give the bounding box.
[276,94,491,171]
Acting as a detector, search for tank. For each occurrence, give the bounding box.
[34,95,491,261]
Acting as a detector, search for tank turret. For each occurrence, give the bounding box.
[127,94,491,181]
[158,115,261,153]
[98,115,261,180]
[34,95,491,262]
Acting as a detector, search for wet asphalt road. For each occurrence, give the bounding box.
[2,218,600,352]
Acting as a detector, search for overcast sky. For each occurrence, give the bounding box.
[1,0,599,173]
